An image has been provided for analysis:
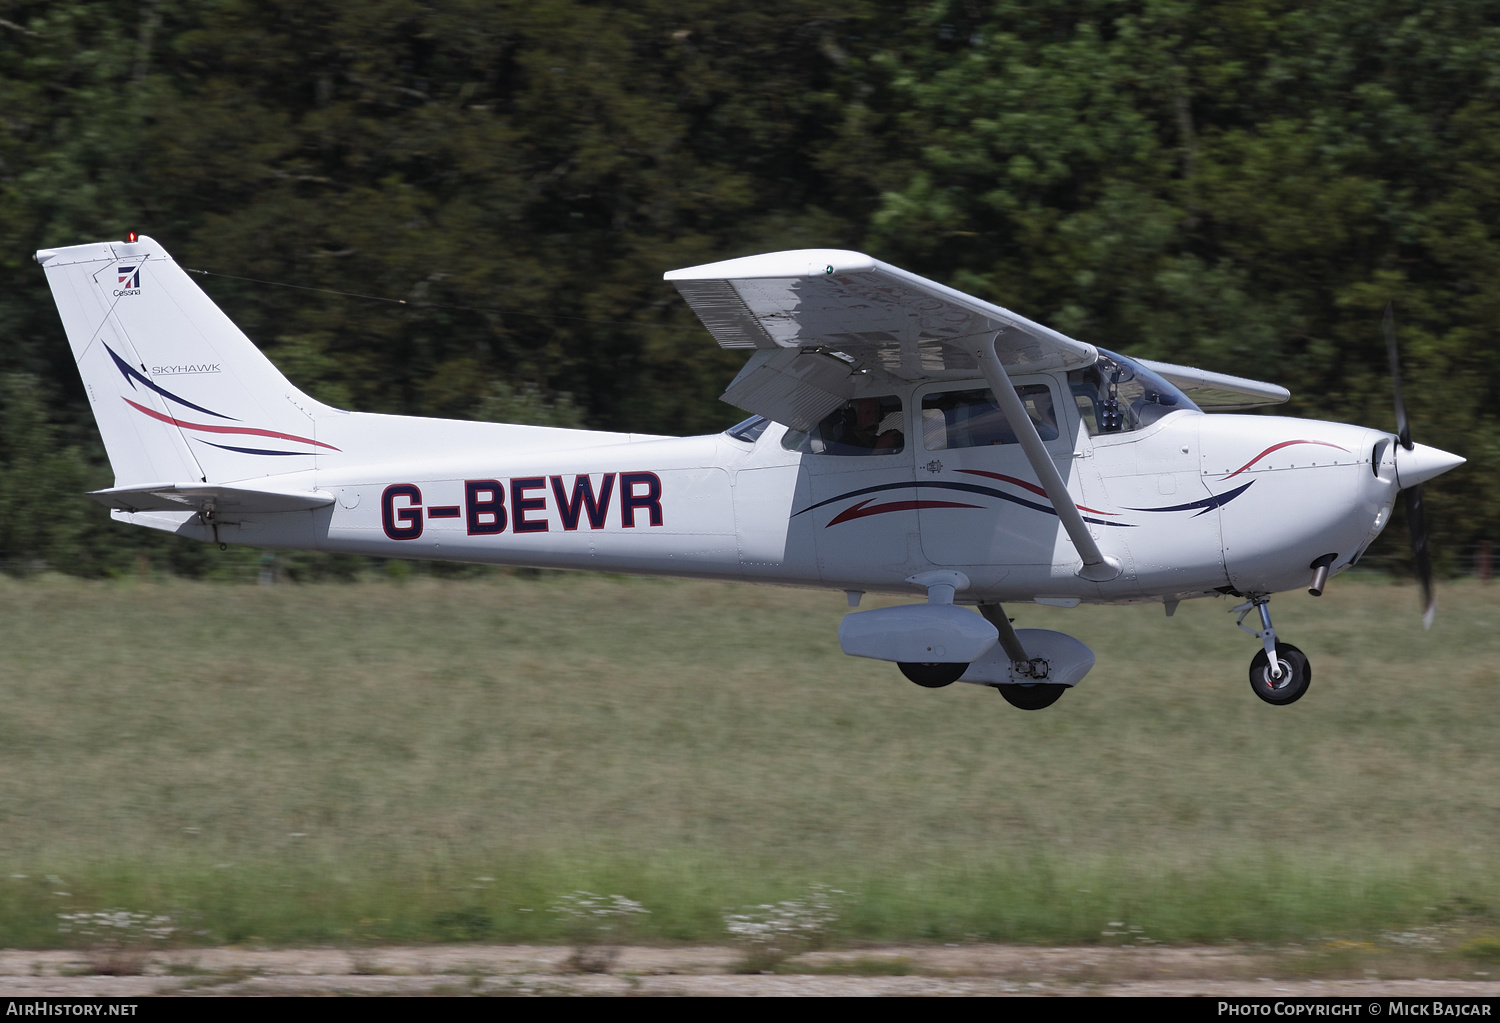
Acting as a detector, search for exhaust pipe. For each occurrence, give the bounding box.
[1308,553,1337,596]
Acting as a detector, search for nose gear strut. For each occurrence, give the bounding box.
[1230,595,1313,705]
[1232,595,1281,678]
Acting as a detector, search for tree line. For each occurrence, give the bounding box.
[2,0,1496,578]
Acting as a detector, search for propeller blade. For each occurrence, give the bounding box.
[1386,303,1437,627]
[1384,302,1412,450]
[1404,483,1435,630]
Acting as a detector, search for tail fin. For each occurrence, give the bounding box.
[34,236,338,486]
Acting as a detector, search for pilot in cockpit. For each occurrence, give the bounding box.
[779,395,906,455]
[841,398,903,450]
[823,397,904,454]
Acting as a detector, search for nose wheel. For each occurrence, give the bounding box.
[1248,642,1311,705]
[1232,596,1313,706]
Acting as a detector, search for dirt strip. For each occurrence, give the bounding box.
[1,944,1497,997]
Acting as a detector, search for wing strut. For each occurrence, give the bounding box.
[978,603,1030,662]
[971,335,1122,582]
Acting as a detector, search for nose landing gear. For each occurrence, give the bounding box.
[1232,596,1312,705]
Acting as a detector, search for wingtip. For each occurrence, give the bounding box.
[664,249,876,281]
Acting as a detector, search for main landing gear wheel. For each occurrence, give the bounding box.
[899,662,967,688]
[1248,642,1311,706]
[995,683,1067,710]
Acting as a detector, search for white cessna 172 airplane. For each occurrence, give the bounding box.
[36,236,1464,709]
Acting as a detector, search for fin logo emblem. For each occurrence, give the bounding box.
[113,265,141,296]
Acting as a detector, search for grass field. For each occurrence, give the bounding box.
[1,571,1497,951]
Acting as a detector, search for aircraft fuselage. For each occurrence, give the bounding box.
[128,384,1398,609]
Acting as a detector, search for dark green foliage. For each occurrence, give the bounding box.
[863,0,1500,569]
[2,0,1496,574]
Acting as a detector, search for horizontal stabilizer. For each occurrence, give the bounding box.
[89,482,334,515]
[1137,359,1291,410]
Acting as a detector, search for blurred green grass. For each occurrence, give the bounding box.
[0,572,1496,947]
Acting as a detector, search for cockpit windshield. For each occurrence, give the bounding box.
[1069,349,1199,436]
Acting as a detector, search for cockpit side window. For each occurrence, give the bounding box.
[1069,349,1199,436]
[781,395,905,455]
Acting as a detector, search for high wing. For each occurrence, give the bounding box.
[1136,359,1290,411]
[666,249,1097,430]
[669,248,1127,582]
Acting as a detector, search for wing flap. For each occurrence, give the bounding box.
[719,349,859,432]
